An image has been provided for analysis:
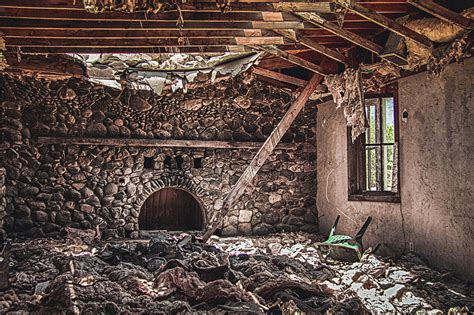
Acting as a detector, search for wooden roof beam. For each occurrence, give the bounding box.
[0,1,415,14]
[252,45,330,75]
[273,29,353,66]
[252,66,307,87]
[295,12,383,54]
[4,36,289,47]
[408,0,473,30]
[335,0,434,49]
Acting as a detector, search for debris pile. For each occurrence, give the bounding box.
[1,231,472,313]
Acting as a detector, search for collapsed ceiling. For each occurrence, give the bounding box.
[70,52,262,94]
[0,1,473,133]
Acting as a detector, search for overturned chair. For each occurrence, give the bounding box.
[316,215,374,262]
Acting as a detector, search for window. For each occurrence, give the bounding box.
[348,85,400,203]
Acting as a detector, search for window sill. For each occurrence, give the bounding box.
[348,194,400,203]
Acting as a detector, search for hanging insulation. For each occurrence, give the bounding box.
[83,0,164,13]
[324,68,367,142]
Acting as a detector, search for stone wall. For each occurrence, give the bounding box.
[0,74,318,238]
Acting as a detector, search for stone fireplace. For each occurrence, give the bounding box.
[138,187,204,231]
[0,73,318,238]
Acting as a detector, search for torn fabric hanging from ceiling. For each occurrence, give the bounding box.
[324,68,366,142]
[402,7,474,71]
[71,52,262,94]
[0,35,6,70]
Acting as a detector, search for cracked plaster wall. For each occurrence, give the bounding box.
[316,57,474,281]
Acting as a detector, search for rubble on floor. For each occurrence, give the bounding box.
[0,231,472,314]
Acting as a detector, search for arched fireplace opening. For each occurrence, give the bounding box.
[138,188,204,231]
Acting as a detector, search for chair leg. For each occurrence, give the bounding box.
[329,215,340,237]
[354,216,372,249]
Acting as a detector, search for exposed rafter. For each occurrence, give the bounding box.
[0,1,416,14]
[273,29,353,66]
[408,0,473,30]
[295,12,383,55]
[252,66,307,87]
[253,45,330,75]
[335,0,434,49]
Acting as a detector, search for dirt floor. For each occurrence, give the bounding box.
[0,230,472,314]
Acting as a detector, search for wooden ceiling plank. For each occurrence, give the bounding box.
[335,0,433,49]
[408,0,473,30]
[0,18,308,30]
[4,37,288,47]
[295,12,383,54]
[0,8,408,23]
[273,28,353,66]
[252,66,307,87]
[0,1,415,14]
[0,27,381,40]
[4,46,250,54]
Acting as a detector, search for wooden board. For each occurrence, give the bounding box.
[37,136,302,150]
[138,188,203,231]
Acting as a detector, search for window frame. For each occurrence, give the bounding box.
[347,84,400,203]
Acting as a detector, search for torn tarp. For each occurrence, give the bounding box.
[70,52,262,95]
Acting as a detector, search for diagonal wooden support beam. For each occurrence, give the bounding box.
[273,29,354,66]
[295,12,383,55]
[408,0,473,30]
[202,72,323,242]
[335,0,434,49]
[252,66,308,87]
[252,45,330,75]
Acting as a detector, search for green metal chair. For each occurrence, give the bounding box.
[316,215,373,262]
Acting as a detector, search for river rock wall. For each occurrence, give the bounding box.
[0,74,317,238]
